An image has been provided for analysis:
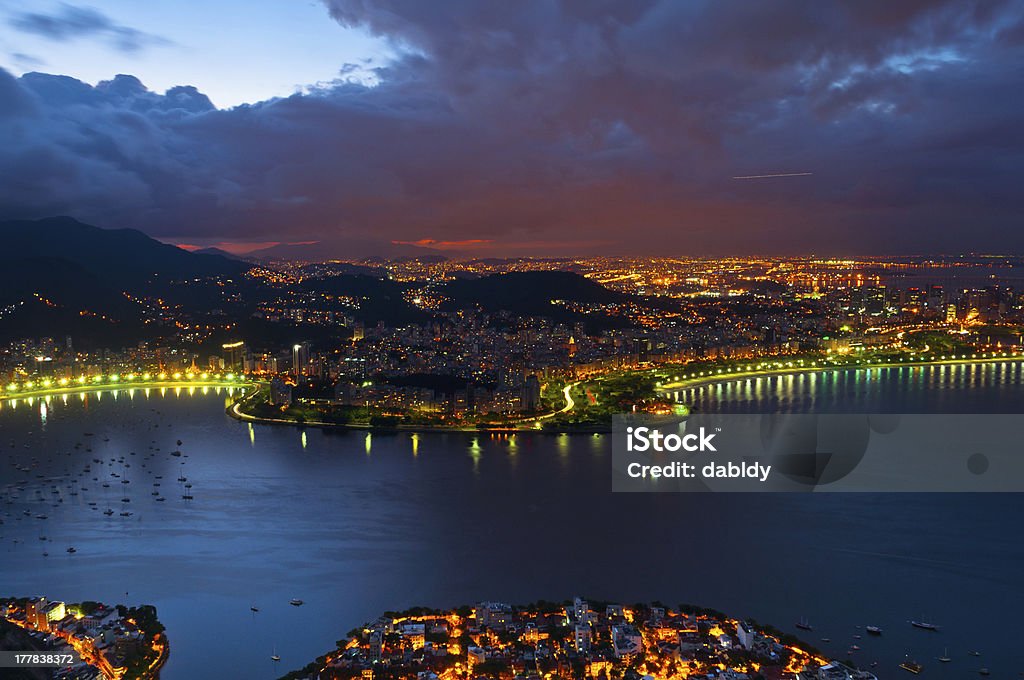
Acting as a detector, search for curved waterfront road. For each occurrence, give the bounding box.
[534,382,577,422]
[560,383,576,413]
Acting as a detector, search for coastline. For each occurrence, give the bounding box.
[0,598,168,680]
[278,599,838,680]
[0,379,252,404]
[224,383,577,434]
[225,355,1024,435]
[657,353,1024,394]
[4,365,1020,675]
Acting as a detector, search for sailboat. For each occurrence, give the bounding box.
[271,645,280,662]
[795,617,813,631]
[939,648,952,663]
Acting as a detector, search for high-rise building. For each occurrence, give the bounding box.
[574,624,592,652]
[521,374,541,412]
[26,597,48,629]
[292,343,310,376]
[25,598,65,631]
[573,596,589,622]
[222,341,245,372]
[737,621,755,650]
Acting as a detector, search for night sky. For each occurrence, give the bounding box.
[1,0,1022,257]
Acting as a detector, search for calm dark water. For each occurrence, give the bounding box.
[0,376,1021,679]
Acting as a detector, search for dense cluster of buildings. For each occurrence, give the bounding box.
[0,336,224,385]
[293,598,873,680]
[0,596,167,679]
[4,257,1024,419]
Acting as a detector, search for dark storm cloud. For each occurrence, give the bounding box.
[1,0,1023,255]
[8,3,169,53]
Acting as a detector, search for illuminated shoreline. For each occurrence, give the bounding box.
[0,378,254,404]
[658,353,1024,395]
[1,597,168,680]
[225,384,572,434]
[281,599,843,680]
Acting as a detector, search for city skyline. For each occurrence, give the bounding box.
[1,1,1023,257]
[3,5,1024,677]
[4,216,1023,432]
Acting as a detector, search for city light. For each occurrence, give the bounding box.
[0,372,251,400]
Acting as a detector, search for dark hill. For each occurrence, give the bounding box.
[0,216,247,285]
[303,275,429,326]
[0,217,248,344]
[441,271,622,316]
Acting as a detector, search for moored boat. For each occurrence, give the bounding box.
[900,660,923,674]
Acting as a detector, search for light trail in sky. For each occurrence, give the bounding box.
[732,172,814,179]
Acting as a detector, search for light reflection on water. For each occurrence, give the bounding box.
[0,380,1021,679]
[676,361,1024,414]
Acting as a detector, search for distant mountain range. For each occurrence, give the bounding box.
[0,217,247,343]
[0,217,246,285]
[192,246,248,261]
[0,216,630,344]
[245,238,449,261]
